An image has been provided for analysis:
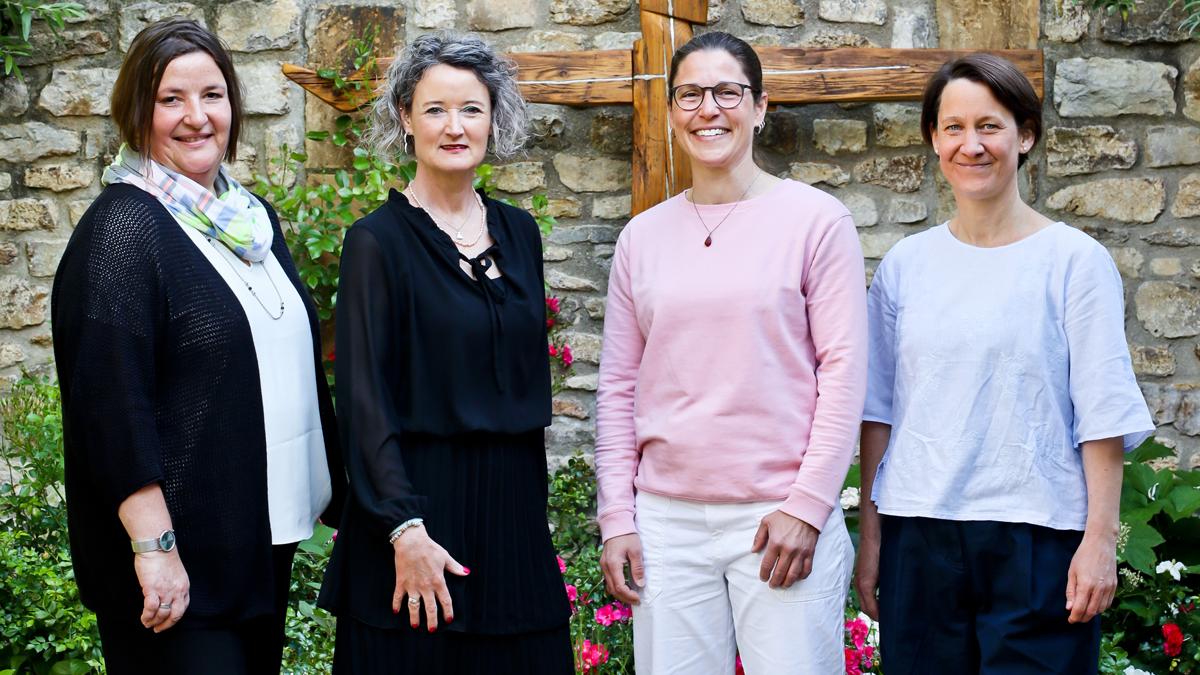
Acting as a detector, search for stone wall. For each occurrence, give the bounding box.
[2,0,1199,466]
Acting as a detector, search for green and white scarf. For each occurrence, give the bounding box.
[102,144,273,263]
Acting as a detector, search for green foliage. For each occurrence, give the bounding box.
[0,375,103,674]
[282,525,337,674]
[0,1,85,80]
[1071,0,1200,32]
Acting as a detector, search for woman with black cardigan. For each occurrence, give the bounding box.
[51,20,344,674]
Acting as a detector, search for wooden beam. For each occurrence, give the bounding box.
[283,50,634,112]
[756,48,1044,104]
[632,9,694,216]
[640,0,708,23]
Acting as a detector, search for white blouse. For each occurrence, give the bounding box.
[864,222,1154,531]
[181,225,333,544]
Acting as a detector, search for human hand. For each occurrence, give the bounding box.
[853,535,881,620]
[134,550,190,633]
[1066,532,1117,623]
[752,510,820,589]
[392,525,468,631]
[600,533,645,605]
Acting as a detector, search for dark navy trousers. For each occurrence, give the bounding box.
[878,516,1100,675]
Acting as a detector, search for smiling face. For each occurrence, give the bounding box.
[402,63,492,179]
[149,50,230,191]
[668,49,766,172]
[930,78,1034,204]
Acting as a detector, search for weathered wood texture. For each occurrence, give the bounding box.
[758,48,1044,103]
[936,0,1040,49]
[632,8,695,214]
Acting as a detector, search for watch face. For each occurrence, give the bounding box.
[159,530,176,552]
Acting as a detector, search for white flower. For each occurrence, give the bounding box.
[1148,483,1159,501]
[856,611,879,648]
[1157,560,1186,581]
[840,486,860,510]
[1124,667,1156,675]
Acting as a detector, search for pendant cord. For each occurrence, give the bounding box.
[688,171,762,247]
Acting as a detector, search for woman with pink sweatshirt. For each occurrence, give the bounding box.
[594,31,868,674]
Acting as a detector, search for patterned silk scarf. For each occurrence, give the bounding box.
[101,144,273,263]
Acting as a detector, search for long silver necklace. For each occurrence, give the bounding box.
[206,237,285,320]
[407,184,486,248]
[689,171,762,247]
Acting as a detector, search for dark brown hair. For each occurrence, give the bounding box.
[920,53,1042,167]
[111,19,243,162]
[668,31,764,104]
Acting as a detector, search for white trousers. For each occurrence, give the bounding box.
[632,492,852,675]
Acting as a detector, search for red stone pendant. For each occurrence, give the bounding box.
[704,235,712,247]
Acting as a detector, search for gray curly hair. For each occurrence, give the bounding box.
[366,32,527,161]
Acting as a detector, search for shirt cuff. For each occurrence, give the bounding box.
[779,490,834,532]
[598,510,637,543]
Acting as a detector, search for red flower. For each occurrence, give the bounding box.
[556,555,567,574]
[561,344,574,367]
[735,654,745,675]
[1163,622,1184,657]
[579,640,610,671]
[326,349,336,362]
[548,345,558,357]
[546,318,555,328]
[546,296,560,313]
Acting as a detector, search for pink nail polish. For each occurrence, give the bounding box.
[411,623,418,629]
[428,626,437,633]
[392,607,399,615]
[462,567,471,575]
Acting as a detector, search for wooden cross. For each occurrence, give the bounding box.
[284,1,1043,216]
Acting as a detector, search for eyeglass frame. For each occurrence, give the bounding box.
[669,81,757,111]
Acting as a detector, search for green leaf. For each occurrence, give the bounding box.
[316,68,337,80]
[352,156,370,171]
[1119,520,1164,574]
[336,115,353,131]
[306,130,330,142]
[289,152,308,163]
[1167,485,1200,520]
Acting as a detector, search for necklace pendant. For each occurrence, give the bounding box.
[455,231,464,241]
[704,235,712,247]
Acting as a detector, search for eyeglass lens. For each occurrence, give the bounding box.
[672,82,749,110]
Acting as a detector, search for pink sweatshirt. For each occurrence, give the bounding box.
[594,179,868,541]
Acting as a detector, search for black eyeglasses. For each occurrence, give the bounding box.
[670,82,754,110]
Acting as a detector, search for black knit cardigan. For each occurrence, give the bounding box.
[51,183,346,625]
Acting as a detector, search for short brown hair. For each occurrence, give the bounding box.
[920,53,1042,167]
[111,19,243,162]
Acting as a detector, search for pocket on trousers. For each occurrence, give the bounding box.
[769,514,853,603]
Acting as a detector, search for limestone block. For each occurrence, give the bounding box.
[0,342,23,369]
[226,143,258,186]
[593,243,614,260]
[1173,174,1200,218]
[24,29,110,65]
[1099,0,1193,44]
[550,0,630,25]
[742,0,804,27]
[888,197,927,224]
[25,240,68,278]
[0,242,17,266]
[592,195,631,220]
[799,30,874,48]
[891,5,936,48]
[68,200,92,227]
[0,78,27,118]
[511,31,587,52]
[1108,246,1143,279]
[1137,281,1200,338]
[304,100,357,169]
[1054,58,1177,118]
[66,0,109,22]
[1143,228,1200,247]
[1046,178,1165,223]
[1131,344,1176,376]
[813,119,867,155]
[0,174,10,191]
[854,155,926,193]
[413,0,456,28]
[492,162,545,193]
[546,269,600,291]
[0,276,48,329]
[1151,258,1183,276]
[874,104,923,147]
[552,398,589,419]
[860,231,903,259]
[119,2,206,52]
[527,106,568,151]
[759,111,800,155]
[37,68,119,116]
[1045,126,1137,177]
[543,246,573,262]
[564,373,598,391]
[935,0,1038,49]
[1185,57,1200,123]
[522,196,582,219]
[217,0,301,52]
[843,193,878,228]
[1145,126,1200,168]
[306,4,404,73]
[547,225,619,245]
[235,60,291,115]
[546,415,594,449]
[553,154,631,192]
[818,0,886,25]
[562,332,602,364]
[787,162,849,188]
[590,110,632,155]
[1043,2,1088,42]
[468,0,536,30]
[24,163,95,192]
[593,32,640,50]
[584,297,605,319]
[0,199,56,231]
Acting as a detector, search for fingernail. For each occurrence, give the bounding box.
[411,623,418,629]
[462,567,470,575]
[393,607,399,614]
[428,626,437,633]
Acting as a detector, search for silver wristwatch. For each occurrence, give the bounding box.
[131,529,176,554]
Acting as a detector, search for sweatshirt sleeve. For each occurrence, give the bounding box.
[594,229,645,542]
[779,214,869,531]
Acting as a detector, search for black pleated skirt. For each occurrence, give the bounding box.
[319,429,572,638]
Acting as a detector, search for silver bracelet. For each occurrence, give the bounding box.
[387,517,424,545]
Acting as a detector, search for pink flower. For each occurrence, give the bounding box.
[595,604,615,626]
[331,530,338,542]
[556,555,567,574]
[735,654,745,675]
[846,618,869,650]
[561,344,574,367]
[546,318,555,328]
[613,602,632,622]
[546,296,560,313]
[845,647,861,675]
[579,640,610,670]
[548,345,558,357]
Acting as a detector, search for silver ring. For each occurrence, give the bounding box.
[159,602,172,610]
[407,597,421,607]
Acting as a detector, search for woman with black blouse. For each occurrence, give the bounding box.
[317,32,573,673]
